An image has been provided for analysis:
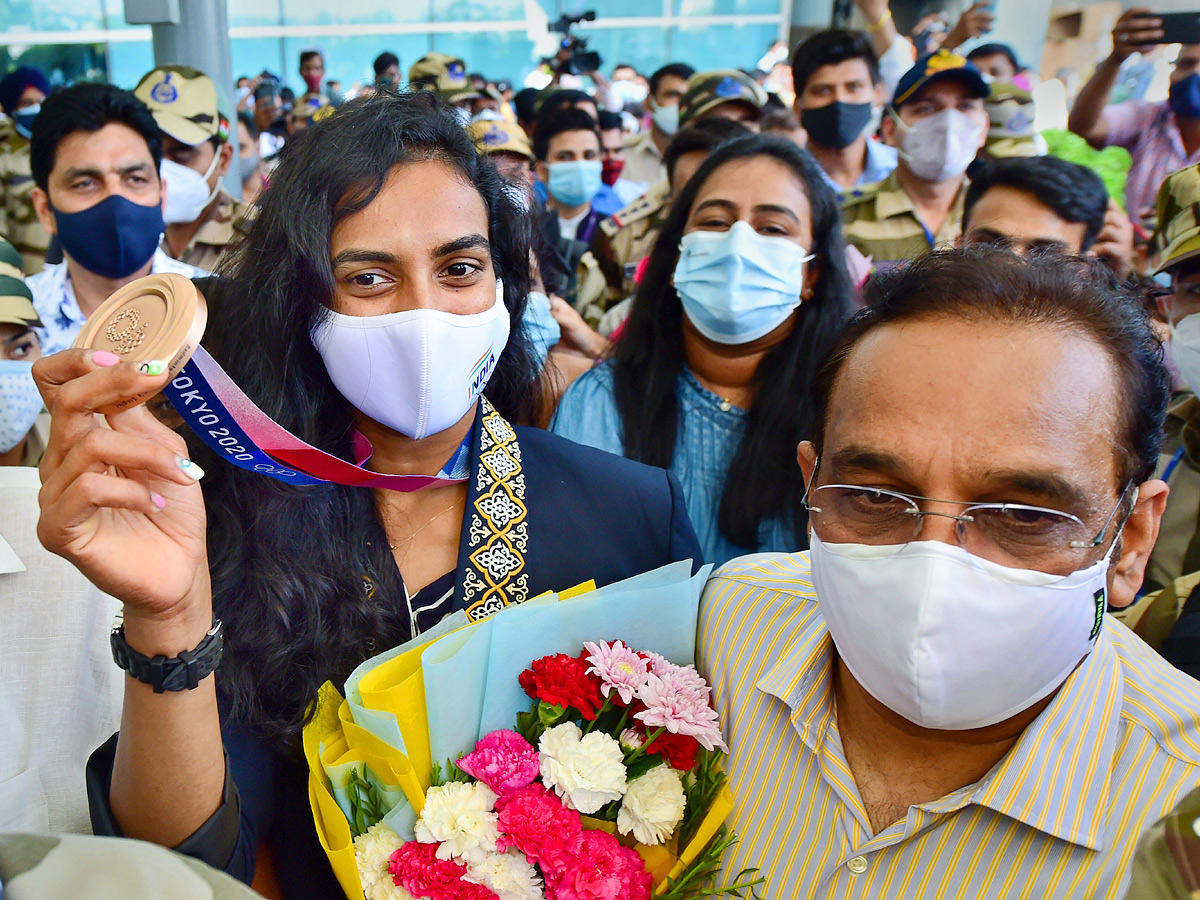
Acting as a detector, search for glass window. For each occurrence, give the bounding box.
[674,0,781,14]
[228,0,283,28]
[231,37,288,83]
[3,0,104,31]
[560,0,664,19]
[0,42,106,85]
[281,0,427,26]
[283,35,430,95]
[432,31,538,84]
[671,22,779,70]
[561,26,669,80]
[432,0,526,22]
[106,39,155,89]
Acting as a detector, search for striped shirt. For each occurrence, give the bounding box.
[1103,99,1200,223]
[698,551,1200,899]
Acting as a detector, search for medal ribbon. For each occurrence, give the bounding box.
[161,345,465,491]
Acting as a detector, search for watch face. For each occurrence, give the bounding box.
[73,273,208,414]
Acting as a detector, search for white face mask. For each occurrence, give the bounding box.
[161,152,221,225]
[0,360,43,454]
[1170,313,1200,393]
[810,530,1117,730]
[892,107,982,182]
[311,280,510,440]
[650,101,679,136]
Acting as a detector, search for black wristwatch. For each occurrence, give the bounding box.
[110,611,224,693]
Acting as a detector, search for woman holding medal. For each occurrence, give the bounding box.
[33,92,700,897]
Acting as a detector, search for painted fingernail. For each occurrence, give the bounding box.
[93,350,120,367]
[150,491,167,510]
[177,457,205,481]
[137,360,168,376]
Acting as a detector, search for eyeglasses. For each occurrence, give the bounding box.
[803,471,1132,569]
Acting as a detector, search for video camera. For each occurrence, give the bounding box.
[549,10,601,76]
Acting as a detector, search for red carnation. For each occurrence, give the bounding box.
[644,729,701,772]
[519,652,606,720]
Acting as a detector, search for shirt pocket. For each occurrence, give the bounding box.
[0,768,49,832]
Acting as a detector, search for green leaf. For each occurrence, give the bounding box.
[538,701,569,727]
[346,768,384,838]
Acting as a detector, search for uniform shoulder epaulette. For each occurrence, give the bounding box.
[838,182,880,209]
[604,181,669,233]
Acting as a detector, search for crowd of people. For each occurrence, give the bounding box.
[7,2,1200,897]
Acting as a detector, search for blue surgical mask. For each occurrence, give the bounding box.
[522,290,561,369]
[1170,72,1200,120]
[50,194,164,280]
[672,221,813,345]
[13,104,39,140]
[547,159,602,208]
[0,360,42,454]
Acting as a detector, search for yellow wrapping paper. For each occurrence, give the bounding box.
[303,571,733,899]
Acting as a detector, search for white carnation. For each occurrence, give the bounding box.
[353,821,414,900]
[414,781,500,865]
[617,764,687,846]
[538,721,627,814]
[465,849,544,900]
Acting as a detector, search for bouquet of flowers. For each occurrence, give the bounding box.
[303,561,760,900]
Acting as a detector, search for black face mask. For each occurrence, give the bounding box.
[800,100,873,150]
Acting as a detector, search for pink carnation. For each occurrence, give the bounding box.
[583,641,649,706]
[388,840,498,900]
[544,829,652,900]
[458,730,540,796]
[495,784,581,872]
[634,662,728,752]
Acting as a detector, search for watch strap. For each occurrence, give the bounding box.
[111,616,224,693]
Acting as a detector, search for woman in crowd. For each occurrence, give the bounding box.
[33,92,700,897]
[553,133,853,565]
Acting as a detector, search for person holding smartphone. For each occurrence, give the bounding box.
[1067,7,1200,226]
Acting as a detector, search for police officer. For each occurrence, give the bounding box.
[840,50,989,266]
[0,68,52,274]
[134,66,254,272]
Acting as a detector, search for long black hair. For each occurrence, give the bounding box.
[198,91,538,743]
[611,133,853,550]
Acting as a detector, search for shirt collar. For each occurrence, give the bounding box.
[756,577,1123,851]
[756,611,836,752]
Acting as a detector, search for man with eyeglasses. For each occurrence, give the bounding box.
[698,247,1200,898]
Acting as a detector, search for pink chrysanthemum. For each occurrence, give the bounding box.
[388,841,497,900]
[495,783,582,872]
[544,829,652,900]
[458,730,541,796]
[583,641,650,706]
[634,662,728,752]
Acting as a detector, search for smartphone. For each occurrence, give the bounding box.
[1141,11,1200,45]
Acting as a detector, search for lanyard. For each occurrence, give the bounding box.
[162,345,466,491]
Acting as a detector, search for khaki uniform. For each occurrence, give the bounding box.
[838,170,968,264]
[0,124,50,275]
[577,180,671,330]
[1126,783,1200,899]
[167,188,255,272]
[621,130,666,189]
[1146,395,1200,595]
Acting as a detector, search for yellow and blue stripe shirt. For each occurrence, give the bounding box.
[698,552,1200,899]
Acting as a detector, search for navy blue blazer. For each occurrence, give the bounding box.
[88,406,702,899]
